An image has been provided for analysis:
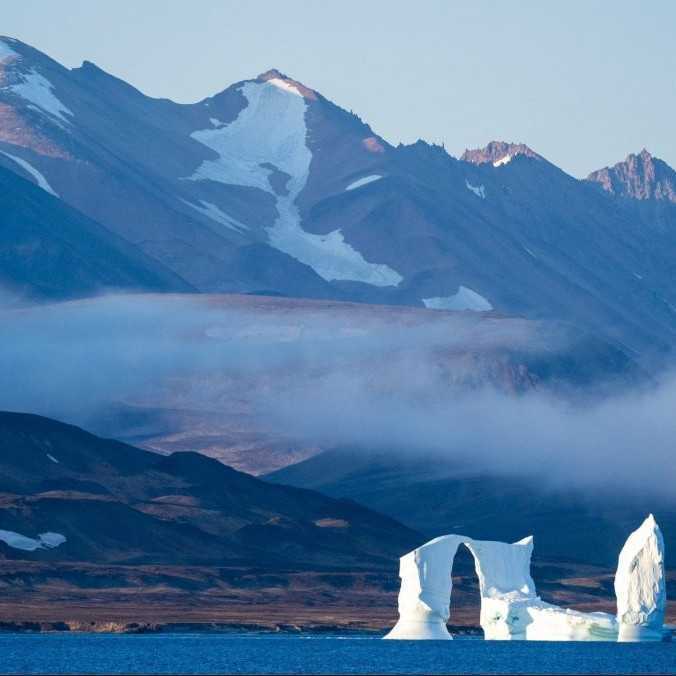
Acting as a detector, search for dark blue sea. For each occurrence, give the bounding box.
[0,633,674,675]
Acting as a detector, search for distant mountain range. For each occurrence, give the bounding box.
[2,36,676,355]
[268,447,676,567]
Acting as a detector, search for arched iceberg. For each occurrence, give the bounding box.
[384,515,668,642]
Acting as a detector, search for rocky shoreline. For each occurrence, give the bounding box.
[0,619,483,636]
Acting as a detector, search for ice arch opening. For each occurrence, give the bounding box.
[383,534,538,640]
[384,516,668,641]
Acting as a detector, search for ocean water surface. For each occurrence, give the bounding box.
[0,632,674,675]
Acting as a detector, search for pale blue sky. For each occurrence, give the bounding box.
[3,0,675,176]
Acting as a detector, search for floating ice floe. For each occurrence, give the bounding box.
[384,515,669,642]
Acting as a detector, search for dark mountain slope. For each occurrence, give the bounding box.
[0,166,193,299]
[0,411,420,568]
[267,447,676,568]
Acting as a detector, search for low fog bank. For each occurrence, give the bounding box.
[267,372,676,500]
[0,292,674,500]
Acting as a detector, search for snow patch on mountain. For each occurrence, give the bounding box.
[465,179,486,199]
[0,39,18,63]
[0,529,66,552]
[0,150,58,196]
[8,68,73,124]
[267,77,305,97]
[182,198,248,233]
[493,154,512,167]
[188,79,402,287]
[346,174,382,191]
[268,210,404,286]
[423,286,493,312]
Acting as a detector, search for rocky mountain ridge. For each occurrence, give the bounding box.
[2,36,676,355]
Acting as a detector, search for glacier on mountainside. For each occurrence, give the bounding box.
[384,516,669,641]
[188,78,402,287]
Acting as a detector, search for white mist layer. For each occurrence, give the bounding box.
[2,293,676,500]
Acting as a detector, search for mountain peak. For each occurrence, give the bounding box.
[587,150,676,203]
[461,141,542,167]
[255,68,318,100]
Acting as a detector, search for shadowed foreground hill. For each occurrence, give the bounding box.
[0,411,419,569]
[0,411,674,630]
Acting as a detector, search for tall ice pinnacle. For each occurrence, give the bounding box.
[614,514,667,641]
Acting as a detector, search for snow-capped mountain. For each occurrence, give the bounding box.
[3,36,676,354]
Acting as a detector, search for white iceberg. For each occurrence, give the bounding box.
[384,515,669,642]
[615,514,668,642]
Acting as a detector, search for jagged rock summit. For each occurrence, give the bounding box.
[587,149,676,202]
[461,141,543,167]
